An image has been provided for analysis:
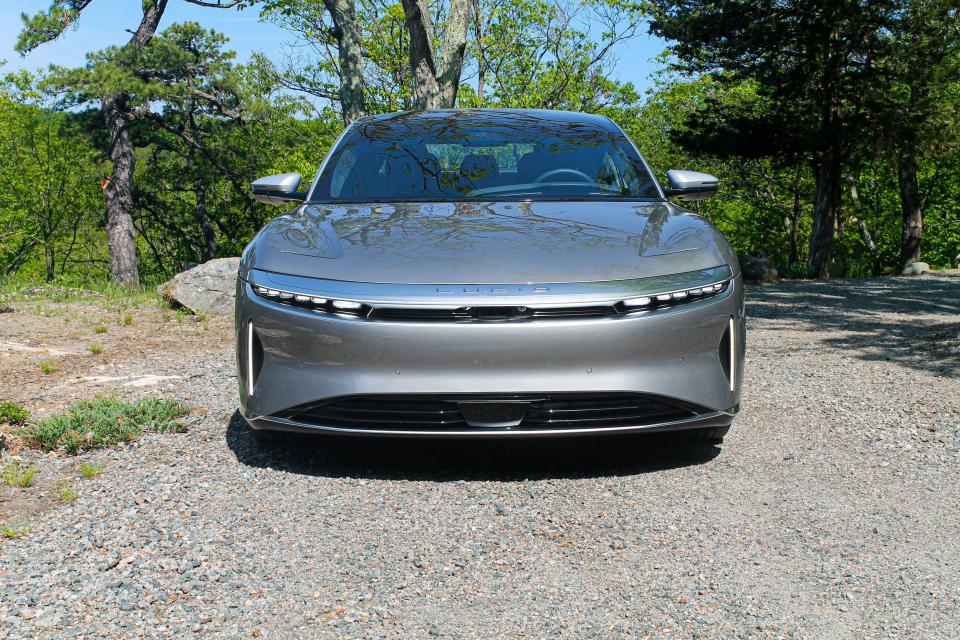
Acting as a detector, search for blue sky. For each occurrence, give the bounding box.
[1,1,668,95]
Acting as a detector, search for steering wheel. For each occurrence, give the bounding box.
[533,168,593,183]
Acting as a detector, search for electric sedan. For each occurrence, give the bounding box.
[236,109,744,443]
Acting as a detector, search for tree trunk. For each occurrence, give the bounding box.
[437,0,472,107]
[788,165,802,265]
[196,183,216,262]
[402,0,440,109]
[102,94,140,285]
[897,149,922,270]
[98,0,169,285]
[323,0,366,123]
[401,0,472,110]
[807,149,842,278]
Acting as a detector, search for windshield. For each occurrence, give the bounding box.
[310,111,662,203]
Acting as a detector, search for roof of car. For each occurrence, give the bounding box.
[357,108,618,130]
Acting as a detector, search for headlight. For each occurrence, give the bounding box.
[621,279,729,312]
[252,285,369,316]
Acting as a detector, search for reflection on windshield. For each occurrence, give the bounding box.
[312,110,662,203]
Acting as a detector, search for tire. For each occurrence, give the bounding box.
[679,425,729,444]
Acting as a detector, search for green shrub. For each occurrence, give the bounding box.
[55,480,79,502]
[88,342,103,355]
[0,522,30,539]
[2,462,37,488]
[78,461,106,478]
[0,401,29,425]
[39,360,59,374]
[19,397,189,454]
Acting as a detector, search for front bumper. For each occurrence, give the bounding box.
[236,271,745,437]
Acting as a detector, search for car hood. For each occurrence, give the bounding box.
[243,201,737,284]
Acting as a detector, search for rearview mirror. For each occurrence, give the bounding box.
[251,173,307,205]
[665,170,718,201]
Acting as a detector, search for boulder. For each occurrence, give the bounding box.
[901,261,930,276]
[158,257,240,315]
[739,255,778,282]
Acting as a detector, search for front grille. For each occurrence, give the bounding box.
[282,393,703,432]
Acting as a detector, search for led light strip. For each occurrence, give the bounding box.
[621,280,729,311]
[247,320,255,397]
[253,278,730,317]
[252,285,366,315]
[729,316,736,392]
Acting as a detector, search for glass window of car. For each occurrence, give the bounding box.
[311,112,662,202]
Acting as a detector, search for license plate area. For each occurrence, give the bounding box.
[456,401,530,428]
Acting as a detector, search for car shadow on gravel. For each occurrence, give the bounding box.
[746,273,960,376]
[225,411,721,481]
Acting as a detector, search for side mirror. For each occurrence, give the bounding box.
[665,170,718,201]
[251,173,307,205]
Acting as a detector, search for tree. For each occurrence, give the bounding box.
[875,1,960,270]
[16,0,250,285]
[264,0,643,115]
[0,72,103,280]
[464,0,643,112]
[124,24,337,276]
[646,0,896,278]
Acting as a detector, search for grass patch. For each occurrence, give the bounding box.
[93,324,108,334]
[2,462,37,488]
[19,397,189,454]
[39,360,59,375]
[0,522,30,539]
[0,279,159,310]
[55,480,79,502]
[0,401,29,425]
[78,461,106,478]
[120,312,133,326]
[88,342,103,355]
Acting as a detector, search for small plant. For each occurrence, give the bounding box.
[93,324,107,334]
[0,522,30,539]
[40,360,59,375]
[19,397,189,454]
[78,461,106,478]
[121,313,133,326]
[55,480,79,502]
[88,342,103,355]
[0,401,29,425]
[2,462,37,488]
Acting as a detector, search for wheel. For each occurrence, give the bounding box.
[679,425,729,444]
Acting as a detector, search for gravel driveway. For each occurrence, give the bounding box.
[2,273,958,639]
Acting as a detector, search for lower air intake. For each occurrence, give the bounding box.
[282,393,704,432]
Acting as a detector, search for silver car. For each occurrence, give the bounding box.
[236,109,744,443]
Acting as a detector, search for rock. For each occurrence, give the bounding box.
[901,262,930,276]
[739,255,778,282]
[158,258,239,315]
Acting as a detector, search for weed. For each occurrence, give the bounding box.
[55,480,79,502]
[121,313,133,326]
[0,522,30,539]
[88,343,103,355]
[93,324,108,334]
[19,397,189,454]
[78,461,106,478]
[0,401,29,425]
[40,360,59,375]
[2,462,37,488]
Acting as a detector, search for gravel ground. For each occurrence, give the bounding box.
[1,273,958,639]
